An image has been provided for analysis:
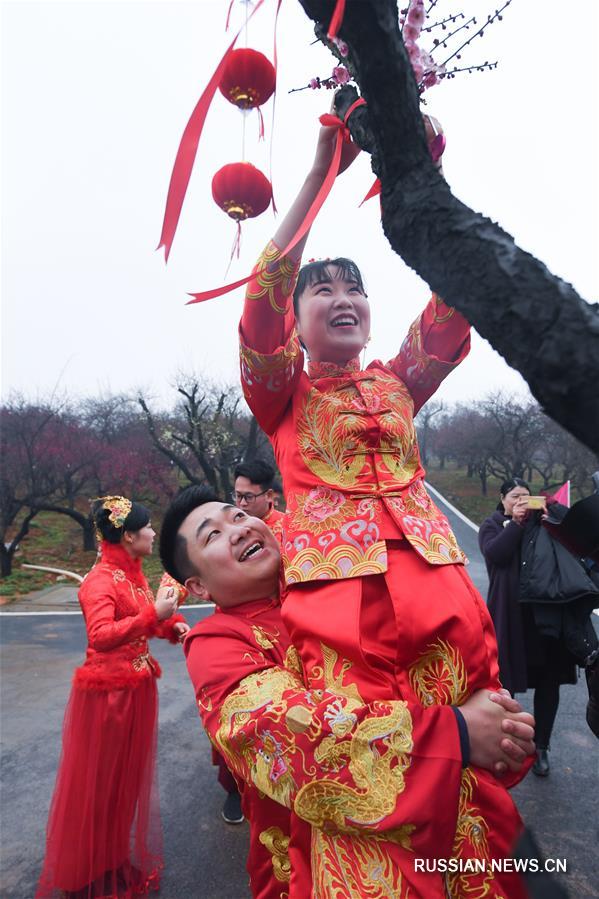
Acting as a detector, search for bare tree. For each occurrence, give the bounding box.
[138,375,261,497]
[415,399,444,466]
[0,399,62,576]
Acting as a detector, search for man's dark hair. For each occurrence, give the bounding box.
[234,459,275,491]
[159,485,220,584]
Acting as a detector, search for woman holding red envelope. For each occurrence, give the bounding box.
[237,106,536,896]
[36,497,188,899]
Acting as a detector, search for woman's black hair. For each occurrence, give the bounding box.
[92,499,151,544]
[292,258,366,318]
[497,477,530,512]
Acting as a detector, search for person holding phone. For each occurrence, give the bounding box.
[478,478,578,776]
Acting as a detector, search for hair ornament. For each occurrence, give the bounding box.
[93,495,133,529]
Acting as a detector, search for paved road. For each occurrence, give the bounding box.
[1,502,597,898]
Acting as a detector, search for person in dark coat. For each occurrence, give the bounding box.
[478,478,578,777]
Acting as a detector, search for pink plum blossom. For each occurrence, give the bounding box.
[332,65,351,85]
[407,0,425,29]
[332,36,349,57]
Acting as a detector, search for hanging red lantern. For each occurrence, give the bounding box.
[212,162,272,220]
[212,162,272,258]
[218,48,276,109]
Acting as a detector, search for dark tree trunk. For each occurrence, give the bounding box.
[479,467,488,496]
[298,0,599,454]
[244,416,259,462]
[0,511,36,578]
[0,545,13,578]
[37,505,97,551]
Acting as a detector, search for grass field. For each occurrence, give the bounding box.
[0,512,167,602]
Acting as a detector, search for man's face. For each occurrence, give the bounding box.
[179,502,280,607]
[233,476,273,521]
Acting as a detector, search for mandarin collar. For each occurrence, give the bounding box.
[307,357,361,380]
[219,595,281,619]
[99,540,145,584]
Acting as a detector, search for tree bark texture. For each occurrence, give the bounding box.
[37,505,97,551]
[298,0,599,456]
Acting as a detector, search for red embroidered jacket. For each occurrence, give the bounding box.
[75,541,185,690]
[240,241,470,585]
[184,598,476,899]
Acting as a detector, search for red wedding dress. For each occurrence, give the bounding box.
[36,541,184,899]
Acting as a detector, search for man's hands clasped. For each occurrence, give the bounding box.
[460,688,535,777]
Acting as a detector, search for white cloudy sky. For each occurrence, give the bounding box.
[2,0,597,410]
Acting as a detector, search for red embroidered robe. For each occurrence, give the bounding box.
[185,598,472,899]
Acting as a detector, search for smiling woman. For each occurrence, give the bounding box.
[232,103,536,894]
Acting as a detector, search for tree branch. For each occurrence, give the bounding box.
[297,0,599,453]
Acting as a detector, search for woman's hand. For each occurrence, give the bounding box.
[512,496,530,525]
[310,98,362,179]
[154,586,179,621]
[172,621,191,642]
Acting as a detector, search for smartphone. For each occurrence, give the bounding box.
[526,496,545,509]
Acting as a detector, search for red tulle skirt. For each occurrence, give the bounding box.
[36,676,162,898]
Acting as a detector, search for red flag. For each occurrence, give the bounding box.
[550,481,571,507]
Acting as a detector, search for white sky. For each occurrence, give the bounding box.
[2,0,597,410]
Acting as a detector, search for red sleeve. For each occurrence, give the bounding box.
[186,624,464,855]
[79,572,159,651]
[239,240,304,435]
[156,613,186,643]
[389,295,470,414]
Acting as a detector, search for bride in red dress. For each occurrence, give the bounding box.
[36,496,189,899]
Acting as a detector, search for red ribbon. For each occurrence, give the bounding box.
[327,0,346,38]
[157,0,265,262]
[360,130,447,206]
[187,99,366,305]
[360,178,381,206]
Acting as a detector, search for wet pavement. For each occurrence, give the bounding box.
[1,499,597,898]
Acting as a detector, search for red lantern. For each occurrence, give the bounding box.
[218,48,276,109]
[212,162,272,221]
[212,162,272,258]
